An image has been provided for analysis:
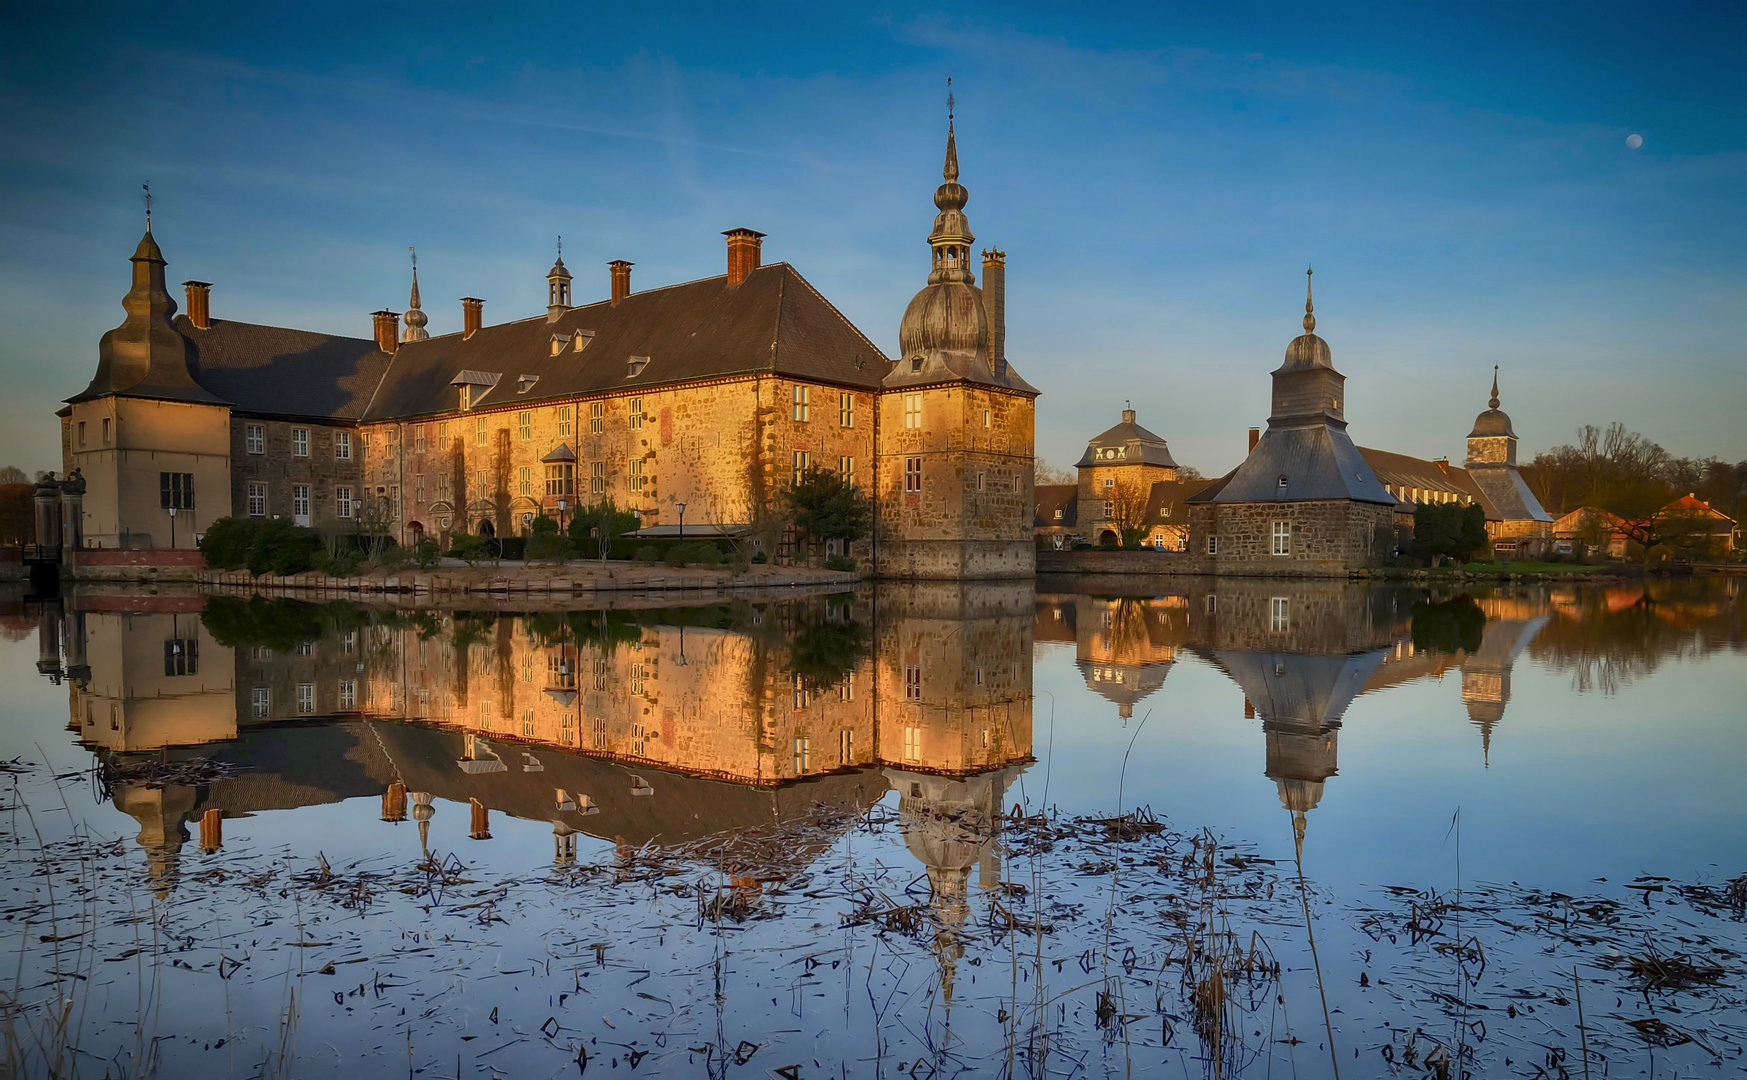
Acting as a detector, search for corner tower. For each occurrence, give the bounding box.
[876,104,1039,579]
[1463,367,1553,555]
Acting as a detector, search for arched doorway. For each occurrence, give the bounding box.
[478,520,496,538]
[1099,529,1119,546]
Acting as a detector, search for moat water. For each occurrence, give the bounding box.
[2,576,1743,1078]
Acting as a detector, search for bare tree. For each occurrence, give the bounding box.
[1106,477,1153,546]
[1035,460,1076,486]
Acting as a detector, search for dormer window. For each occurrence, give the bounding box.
[1277,475,1289,488]
[459,385,472,411]
[517,375,539,394]
[910,357,923,372]
[450,370,502,411]
[573,329,594,353]
[626,355,650,379]
[551,333,571,356]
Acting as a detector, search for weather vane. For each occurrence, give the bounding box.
[947,76,954,121]
[557,234,563,259]
[409,245,417,269]
[142,181,152,226]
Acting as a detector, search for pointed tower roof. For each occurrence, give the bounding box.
[402,248,430,343]
[70,224,223,405]
[1467,365,1516,438]
[1279,267,1333,372]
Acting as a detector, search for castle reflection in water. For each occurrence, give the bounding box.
[31,577,1740,901]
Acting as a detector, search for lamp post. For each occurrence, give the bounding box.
[166,505,178,550]
[676,502,686,540]
[557,498,568,537]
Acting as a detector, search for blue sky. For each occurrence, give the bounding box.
[1,2,1742,477]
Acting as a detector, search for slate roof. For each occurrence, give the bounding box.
[1075,415,1179,469]
[1142,479,1215,526]
[361,263,891,421]
[1357,447,1486,515]
[1200,423,1396,507]
[174,316,389,421]
[1034,484,1079,529]
[1466,464,1554,523]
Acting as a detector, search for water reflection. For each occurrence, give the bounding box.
[31,576,1744,900]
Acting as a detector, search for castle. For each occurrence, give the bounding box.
[54,117,1038,580]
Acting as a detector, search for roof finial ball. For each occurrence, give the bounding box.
[1303,265,1315,333]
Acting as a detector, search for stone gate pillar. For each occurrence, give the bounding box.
[33,474,60,552]
[58,471,85,557]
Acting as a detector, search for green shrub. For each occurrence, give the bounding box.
[665,540,722,567]
[245,519,325,577]
[824,554,857,572]
[634,545,661,563]
[525,530,572,562]
[321,546,364,576]
[412,537,440,568]
[448,533,491,564]
[199,516,258,570]
[751,550,769,564]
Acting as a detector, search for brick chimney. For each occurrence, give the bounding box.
[461,297,484,340]
[182,281,212,330]
[981,249,1006,376]
[1248,427,1260,453]
[609,260,633,306]
[723,228,765,285]
[371,310,401,354]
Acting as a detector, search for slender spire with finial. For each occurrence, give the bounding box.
[401,246,429,342]
[943,77,959,183]
[1489,365,1500,410]
[1302,265,1315,332]
[142,182,153,231]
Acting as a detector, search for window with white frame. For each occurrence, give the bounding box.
[517,411,532,441]
[339,680,356,709]
[252,687,270,717]
[296,683,314,715]
[903,664,922,700]
[903,393,922,429]
[1270,596,1290,632]
[627,458,645,496]
[792,736,810,773]
[292,485,310,520]
[414,424,427,453]
[792,385,810,422]
[903,726,922,762]
[591,461,605,494]
[1271,521,1291,556]
[1207,534,1218,555]
[336,486,353,519]
[589,402,603,434]
[246,424,265,455]
[983,409,991,428]
[292,428,310,457]
[628,398,643,429]
[839,392,853,427]
[475,416,488,446]
[518,466,533,497]
[839,456,853,482]
[247,482,267,517]
[414,474,426,504]
[792,450,810,485]
[904,457,922,493]
[839,728,853,762]
[335,431,352,460]
[556,406,572,437]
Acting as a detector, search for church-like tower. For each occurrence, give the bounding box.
[875,109,1039,579]
[1463,368,1554,556]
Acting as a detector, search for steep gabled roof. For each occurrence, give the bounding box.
[175,317,388,420]
[1034,484,1078,528]
[1358,446,1494,516]
[1142,478,1215,525]
[362,263,891,421]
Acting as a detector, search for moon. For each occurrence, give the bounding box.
[1626,133,1644,149]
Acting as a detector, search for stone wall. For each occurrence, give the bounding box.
[1189,499,1394,575]
[230,416,365,531]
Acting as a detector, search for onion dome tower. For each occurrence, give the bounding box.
[401,248,430,343]
[72,214,220,404]
[1463,366,1554,534]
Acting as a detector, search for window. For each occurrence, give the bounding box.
[557,406,572,437]
[102,418,112,444]
[792,385,810,422]
[1271,521,1291,556]
[252,687,271,718]
[545,464,574,496]
[437,421,451,448]
[839,728,853,762]
[77,421,86,447]
[296,683,314,715]
[458,385,474,411]
[1103,500,1113,518]
[518,466,533,497]
[627,458,645,495]
[903,393,922,429]
[517,411,532,441]
[1053,508,1063,520]
[246,424,264,454]
[792,736,811,773]
[1270,597,1290,632]
[1206,534,1218,555]
[1104,478,1114,487]
[475,416,488,446]
[292,485,310,522]
[904,664,922,700]
[336,487,353,519]
[903,726,922,762]
[292,428,310,457]
[414,474,426,504]
[335,431,352,460]
[247,482,267,517]
[977,473,985,492]
[413,425,427,453]
[341,631,356,653]
[838,677,853,703]
[793,674,809,709]
[437,473,451,499]
[983,409,991,428]
[839,393,853,427]
[904,457,922,493]
[589,402,603,434]
[591,461,605,494]
[1205,594,1217,614]
[628,399,643,429]
[159,472,194,510]
[839,456,854,482]
[163,638,197,677]
[339,680,356,709]
[792,450,810,485]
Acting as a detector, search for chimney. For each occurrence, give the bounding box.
[982,249,1006,375]
[371,310,401,354]
[1248,427,1261,453]
[461,297,484,340]
[1122,407,1137,424]
[182,281,212,330]
[723,228,765,285]
[609,260,633,306]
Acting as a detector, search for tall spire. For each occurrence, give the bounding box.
[925,78,974,287]
[142,182,153,232]
[943,77,959,183]
[401,247,429,342]
[1489,365,1500,410]
[1302,266,1315,332]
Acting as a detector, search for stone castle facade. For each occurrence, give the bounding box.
[55,119,1037,580]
